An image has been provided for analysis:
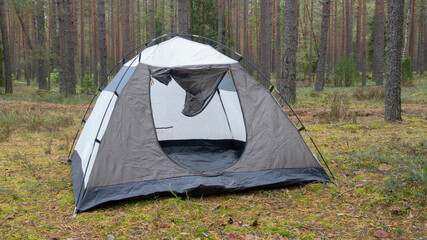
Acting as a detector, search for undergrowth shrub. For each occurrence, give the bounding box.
[334,58,360,87]
[0,108,75,136]
[316,91,356,124]
[352,87,385,100]
[401,58,413,86]
[80,71,96,94]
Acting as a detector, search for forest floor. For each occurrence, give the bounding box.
[0,75,426,239]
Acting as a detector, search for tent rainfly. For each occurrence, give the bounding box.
[70,36,331,213]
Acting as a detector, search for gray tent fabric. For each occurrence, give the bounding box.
[70,37,331,213]
[151,66,229,116]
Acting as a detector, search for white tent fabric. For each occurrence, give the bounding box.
[150,76,246,142]
[129,37,238,68]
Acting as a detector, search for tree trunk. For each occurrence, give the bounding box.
[80,0,85,81]
[98,0,107,89]
[50,0,58,72]
[58,0,76,96]
[309,0,313,82]
[385,0,404,121]
[178,0,188,34]
[91,0,98,86]
[235,0,240,52]
[35,0,48,90]
[345,0,352,60]
[340,0,345,58]
[402,0,412,58]
[314,0,331,92]
[282,0,298,104]
[408,0,416,68]
[217,0,222,49]
[373,0,385,86]
[417,1,424,74]
[260,0,273,77]
[355,0,362,70]
[171,0,175,33]
[150,0,155,39]
[361,0,367,86]
[0,0,12,93]
[116,0,120,60]
[275,0,281,81]
[123,0,130,56]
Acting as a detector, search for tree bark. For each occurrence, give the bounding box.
[385,0,404,121]
[282,0,298,104]
[355,0,362,69]
[309,0,313,82]
[361,0,367,86]
[98,0,107,89]
[345,0,352,60]
[80,0,85,81]
[373,0,385,86]
[58,0,76,96]
[275,0,281,81]
[314,0,331,92]
[178,0,188,34]
[0,0,12,93]
[50,0,59,72]
[171,0,175,33]
[35,0,48,90]
[402,0,412,58]
[91,0,98,86]
[150,0,155,39]
[417,1,424,74]
[217,0,222,50]
[260,0,273,77]
[408,0,416,68]
[123,0,130,56]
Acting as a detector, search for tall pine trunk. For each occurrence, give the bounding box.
[314,0,331,92]
[80,0,85,80]
[373,0,385,86]
[417,2,424,74]
[36,0,48,90]
[385,0,404,121]
[282,0,298,104]
[0,0,12,93]
[260,0,273,78]
[150,0,155,39]
[361,0,367,86]
[345,0,352,60]
[178,0,188,34]
[58,0,76,96]
[98,0,107,89]
[355,0,362,70]
[123,0,130,56]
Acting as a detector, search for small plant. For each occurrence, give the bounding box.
[316,91,356,124]
[80,70,96,94]
[353,87,385,100]
[0,124,12,142]
[334,57,360,87]
[401,58,413,86]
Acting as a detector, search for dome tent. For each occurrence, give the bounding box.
[69,34,332,214]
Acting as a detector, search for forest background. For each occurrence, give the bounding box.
[0,0,426,239]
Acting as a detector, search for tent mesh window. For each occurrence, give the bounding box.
[150,68,247,173]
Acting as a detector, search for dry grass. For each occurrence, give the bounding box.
[0,75,426,239]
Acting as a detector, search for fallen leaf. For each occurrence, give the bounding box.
[354,170,365,175]
[228,217,233,224]
[50,233,60,240]
[0,220,4,225]
[227,232,238,240]
[390,206,401,214]
[108,235,115,240]
[378,166,390,172]
[373,230,388,238]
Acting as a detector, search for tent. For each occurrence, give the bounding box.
[70,35,331,213]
